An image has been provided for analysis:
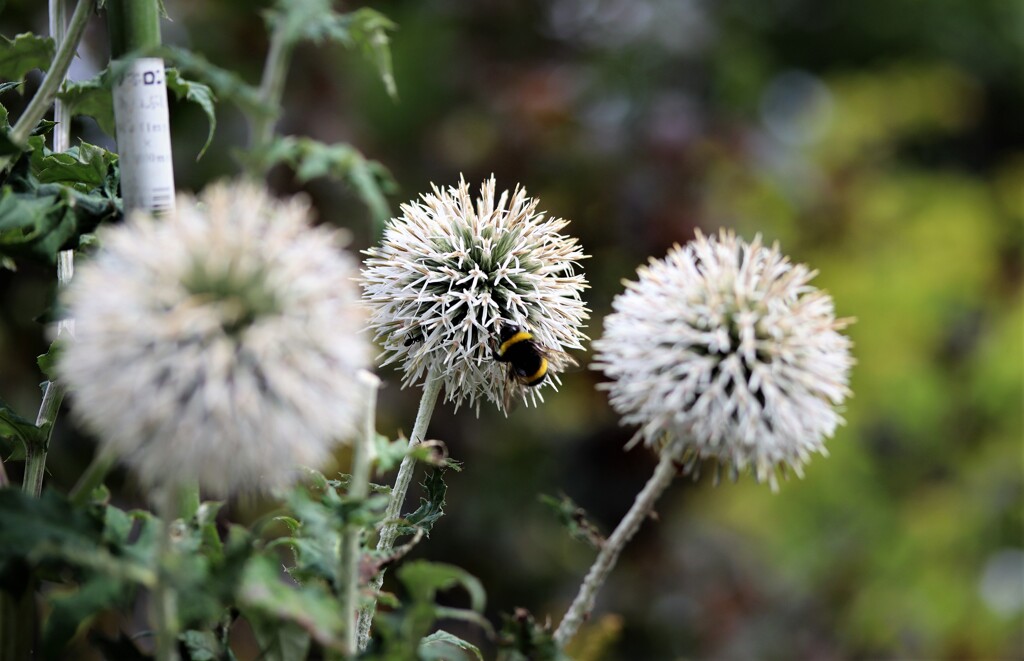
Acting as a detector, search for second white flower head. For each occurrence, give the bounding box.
[362,177,589,413]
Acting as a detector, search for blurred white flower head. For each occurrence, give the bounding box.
[362,176,588,413]
[592,230,853,489]
[58,181,370,495]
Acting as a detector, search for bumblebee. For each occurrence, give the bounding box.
[492,324,552,387]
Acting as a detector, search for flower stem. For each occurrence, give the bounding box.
[340,371,380,657]
[553,451,678,647]
[356,367,442,650]
[68,450,114,506]
[49,0,70,154]
[22,380,64,498]
[247,20,292,173]
[0,0,96,173]
[153,486,181,661]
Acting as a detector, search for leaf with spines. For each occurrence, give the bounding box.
[165,68,217,159]
[419,629,485,661]
[539,493,606,550]
[0,33,55,82]
[0,396,46,461]
[254,135,395,231]
[265,1,397,98]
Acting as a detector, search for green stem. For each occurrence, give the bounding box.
[50,0,70,153]
[552,451,678,647]
[68,450,114,506]
[23,380,64,498]
[247,20,293,173]
[0,0,96,173]
[340,371,380,657]
[105,0,162,58]
[356,367,442,650]
[154,486,182,661]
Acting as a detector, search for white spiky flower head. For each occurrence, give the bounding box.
[592,230,853,490]
[361,176,589,414]
[58,180,370,495]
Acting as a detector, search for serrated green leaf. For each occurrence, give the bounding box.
[419,629,485,661]
[30,140,117,191]
[36,340,63,380]
[179,630,223,661]
[239,554,342,650]
[540,493,606,550]
[397,560,486,613]
[0,33,55,82]
[497,609,570,661]
[347,7,398,99]
[58,73,115,136]
[159,45,270,120]
[252,135,395,232]
[396,466,452,539]
[0,395,46,460]
[165,68,217,159]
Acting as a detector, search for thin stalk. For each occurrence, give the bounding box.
[0,0,96,173]
[49,0,70,153]
[105,0,162,57]
[340,371,381,657]
[553,451,678,646]
[153,486,182,661]
[247,21,292,172]
[68,450,114,506]
[22,381,64,497]
[356,367,442,650]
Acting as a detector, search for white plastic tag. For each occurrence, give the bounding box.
[112,58,176,215]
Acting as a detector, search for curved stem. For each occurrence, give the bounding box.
[247,21,292,173]
[340,371,380,657]
[22,381,64,497]
[68,450,113,506]
[49,0,70,153]
[553,451,677,647]
[0,0,96,173]
[356,367,442,650]
[153,486,181,661]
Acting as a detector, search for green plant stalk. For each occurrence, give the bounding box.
[247,20,293,173]
[68,450,114,506]
[553,451,678,646]
[22,381,64,497]
[340,371,381,657]
[105,0,162,57]
[50,0,70,153]
[154,486,182,661]
[0,0,96,173]
[356,367,442,650]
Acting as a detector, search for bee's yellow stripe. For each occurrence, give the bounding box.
[524,356,548,385]
[498,331,533,356]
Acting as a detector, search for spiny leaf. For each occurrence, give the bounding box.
[539,493,606,550]
[239,555,342,650]
[30,140,117,192]
[0,33,55,82]
[496,608,569,661]
[159,45,270,120]
[0,396,45,461]
[58,73,115,136]
[396,465,452,539]
[396,560,486,613]
[37,340,63,381]
[255,135,395,231]
[165,68,216,159]
[419,630,485,661]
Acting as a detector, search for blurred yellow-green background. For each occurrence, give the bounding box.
[1,1,1022,658]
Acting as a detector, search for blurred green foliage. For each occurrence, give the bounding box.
[0,0,1021,658]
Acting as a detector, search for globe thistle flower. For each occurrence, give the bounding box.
[58,181,370,495]
[361,176,588,413]
[592,230,853,489]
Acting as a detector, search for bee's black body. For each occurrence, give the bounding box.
[492,325,549,387]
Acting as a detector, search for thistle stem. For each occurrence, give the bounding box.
[553,451,677,646]
[356,367,442,650]
[22,381,64,498]
[340,371,380,657]
[49,0,70,153]
[0,0,96,173]
[68,450,114,506]
[153,486,181,661]
[247,20,292,173]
